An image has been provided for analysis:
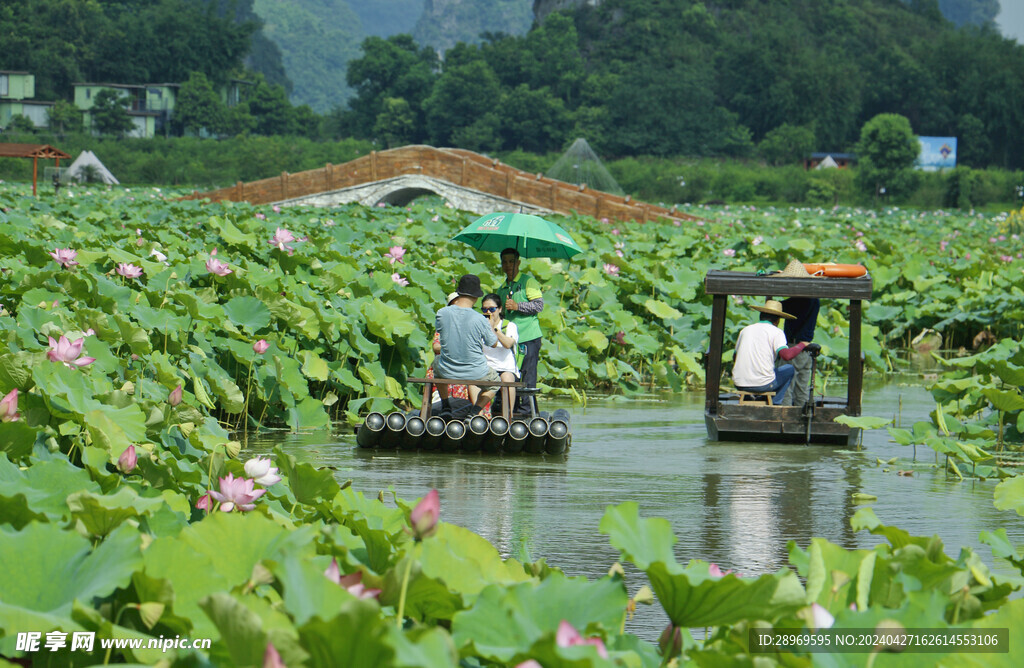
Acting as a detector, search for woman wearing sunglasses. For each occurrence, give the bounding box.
[481,293,519,411]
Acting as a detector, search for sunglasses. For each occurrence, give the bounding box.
[481,306,499,313]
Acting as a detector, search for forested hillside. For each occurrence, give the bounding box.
[334,0,1024,169]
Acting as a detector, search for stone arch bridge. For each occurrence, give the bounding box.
[183,145,699,224]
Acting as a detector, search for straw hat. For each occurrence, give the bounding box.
[776,259,812,278]
[752,299,795,319]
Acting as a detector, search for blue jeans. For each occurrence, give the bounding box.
[736,364,795,405]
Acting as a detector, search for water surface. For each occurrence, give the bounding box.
[248,378,1024,636]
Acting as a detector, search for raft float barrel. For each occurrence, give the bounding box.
[421,416,446,450]
[524,417,549,454]
[463,415,489,452]
[402,415,426,450]
[484,416,509,453]
[356,412,386,448]
[545,409,571,455]
[504,419,529,454]
[444,419,466,444]
[380,411,407,449]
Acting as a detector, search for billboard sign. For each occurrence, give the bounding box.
[916,136,957,171]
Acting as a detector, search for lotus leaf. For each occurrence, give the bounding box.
[452,573,626,663]
[223,295,272,333]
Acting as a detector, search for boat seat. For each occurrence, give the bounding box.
[737,391,776,405]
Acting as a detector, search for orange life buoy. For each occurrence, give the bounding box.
[802,263,868,278]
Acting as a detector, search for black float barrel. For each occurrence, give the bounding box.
[462,415,489,452]
[524,417,549,454]
[545,418,570,454]
[402,416,425,450]
[380,411,407,449]
[356,412,386,448]
[504,419,529,454]
[482,415,508,453]
[421,416,446,450]
[442,419,466,450]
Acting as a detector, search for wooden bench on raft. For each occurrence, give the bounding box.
[407,377,526,421]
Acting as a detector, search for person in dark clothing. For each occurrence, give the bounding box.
[779,297,820,406]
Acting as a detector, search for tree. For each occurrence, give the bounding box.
[91,89,134,137]
[498,84,571,153]
[424,59,502,150]
[373,97,416,148]
[345,35,438,141]
[855,113,920,200]
[956,113,991,167]
[5,115,36,134]
[174,72,227,136]
[759,124,815,166]
[47,100,82,136]
[246,79,294,136]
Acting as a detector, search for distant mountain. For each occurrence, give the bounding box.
[250,0,534,112]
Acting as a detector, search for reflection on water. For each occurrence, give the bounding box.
[246,376,1024,638]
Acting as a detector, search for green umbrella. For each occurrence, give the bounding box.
[452,212,584,259]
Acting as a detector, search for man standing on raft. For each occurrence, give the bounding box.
[496,248,544,415]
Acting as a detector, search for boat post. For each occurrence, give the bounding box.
[848,300,863,417]
[705,294,728,415]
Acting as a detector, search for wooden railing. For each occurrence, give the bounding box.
[181,145,700,224]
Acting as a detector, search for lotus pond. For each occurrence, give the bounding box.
[1,183,1024,666]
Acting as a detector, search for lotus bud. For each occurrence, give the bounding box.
[0,388,19,422]
[117,445,137,473]
[196,493,213,511]
[253,339,270,354]
[409,489,440,540]
[659,623,683,659]
[263,642,287,668]
[169,384,183,406]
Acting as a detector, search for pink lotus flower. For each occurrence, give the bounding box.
[244,456,282,486]
[168,384,183,406]
[209,473,266,512]
[431,215,439,222]
[264,643,287,668]
[196,493,213,511]
[855,240,867,252]
[659,623,683,658]
[723,248,736,257]
[0,388,19,422]
[272,205,281,213]
[324,558,381,599]
[268,228,296,254]
[49,248,78,268]
[708,563,733,577]
[210,247,218,256]
[206,257,233,276]
[150,249,168,263]
[603,263,619,276]
[611,228,620,235]
[255,212,266,220]
[409,489,440,540]
[47,335,96,368]
[253,339,270,354]
[515,662,543,668]
[385,246,406,264]
[752,235,763,246]
[116,263,143,278]
[391,273,409,286]
[556,620,608,658]
[117,445,137,474]
[1001,254,1013,262]
[135,237,145,247]
[810,602,835,630]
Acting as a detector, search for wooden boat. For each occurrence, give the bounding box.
[703,269,872,445]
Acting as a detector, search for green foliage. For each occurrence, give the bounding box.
[45,100,82,137]
[758,124,815,166]
[855,113,920,199]
[90,89,135,138]
[175,72,229,136]
[4,115,36,134]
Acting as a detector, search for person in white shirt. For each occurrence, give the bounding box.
[732,299,810,405]
[480,293,519,410]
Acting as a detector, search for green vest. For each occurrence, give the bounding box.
[497,272,542,342]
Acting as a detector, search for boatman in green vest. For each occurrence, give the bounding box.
[497,247,544,415]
